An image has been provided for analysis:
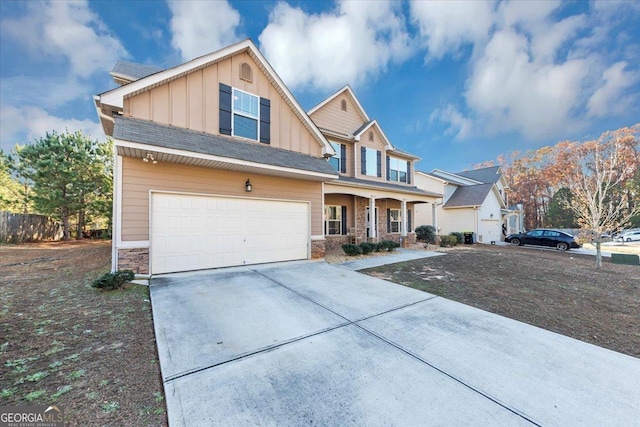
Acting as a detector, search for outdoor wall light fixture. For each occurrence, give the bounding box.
[490,213,494,218]
[245,179,252,192]
[142,153,157,164]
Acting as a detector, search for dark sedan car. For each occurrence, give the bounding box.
[505,229,581,251]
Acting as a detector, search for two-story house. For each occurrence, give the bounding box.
[95,39,339,275]
[309,86,441,251]
[414,166,524,243]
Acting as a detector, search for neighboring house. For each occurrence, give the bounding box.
[95,39,338,275]
[414,166,524,243]
[309,86,441,251]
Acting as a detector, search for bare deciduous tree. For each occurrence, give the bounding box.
[557,124,639,268]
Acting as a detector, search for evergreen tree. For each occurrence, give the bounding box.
[9,131,112,240]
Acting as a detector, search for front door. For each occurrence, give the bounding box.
[366,207,378,238]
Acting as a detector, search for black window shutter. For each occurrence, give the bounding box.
[341,206,347,235]
[219,83,232,135]
[406,160,411,184]
[361,146,367,174]
[340,144,347,173]
[386,156,391,181]
[408,210,412,232]
[387,208,391,233]
[259,98,271,144]
[377,151,382,177]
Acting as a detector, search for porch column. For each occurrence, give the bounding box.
[401,200,408,237]
[369,196,376,239]
[432,203,438,231]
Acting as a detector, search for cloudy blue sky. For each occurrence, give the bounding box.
[1,0,639,172]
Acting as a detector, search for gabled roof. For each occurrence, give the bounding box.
[431,169,483,186]
[113,116,337,179]
[110,60,163,85]
[455,166,502,184]
[444,183,495,208]
[416,170,447,183]
[95,39,334,157]
[310,85,419,159]
[308,85,370,121]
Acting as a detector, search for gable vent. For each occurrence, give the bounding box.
[341,99,347,111]
[369,131,374,141]
[240,62,253,82]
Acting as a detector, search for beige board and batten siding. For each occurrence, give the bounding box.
[124,52,321,157]
[310,94,368,137]
[120,157,324,242]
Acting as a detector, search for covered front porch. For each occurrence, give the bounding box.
[323,179,441,251]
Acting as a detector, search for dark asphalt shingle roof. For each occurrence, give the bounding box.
[444,183,494,207]
[334,176,441,197]
[352,121,373,136]
[455,166,501,184]
[111,60,164,82]
[113,116,337,176]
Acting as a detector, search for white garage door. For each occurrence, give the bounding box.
[151,193,309,274]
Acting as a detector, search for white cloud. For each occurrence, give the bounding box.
[0,106,105,153]
[465,29,590,139]
[413,0,637,141]
[1,0,127,79]
[410,0,496,59]
[168,0,241,61]
[587,61,639,117]
[258,0,411,91]
[430,105,473,140]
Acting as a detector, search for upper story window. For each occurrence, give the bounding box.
[219,83,270,144]
[233,88,259,140]
[329,142,343,172]
[363,147,379,177]
[389,157,408,183]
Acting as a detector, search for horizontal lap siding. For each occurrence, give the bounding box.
[324,194,355,229]
[120,157,323,241]
[310,95,366,136]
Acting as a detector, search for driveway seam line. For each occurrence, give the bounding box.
[163,322,351,383]
[252,270,539,424]
[353,323,542,427]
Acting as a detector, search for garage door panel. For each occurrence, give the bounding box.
[151,194,309,274]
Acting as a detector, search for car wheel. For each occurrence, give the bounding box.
[510,238,521,246]
[556,242,569,251]
[627,238,632,242]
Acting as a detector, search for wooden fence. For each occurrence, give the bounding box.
[0,211,63,243]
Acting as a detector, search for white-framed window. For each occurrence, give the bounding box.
[389,209,401,233]
[365,147,377,176]
[324,205,342,235]
[389,157,407,183]
[329,142,342,172]
[233,88,259,140]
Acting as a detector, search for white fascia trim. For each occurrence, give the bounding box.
[98,39,334,158]
[308,85,371,122]
[415,170,448,184]
[118,240,150,249]
[431,169,483,186]
[491,185,507,209]
[115,139,338,181]
[354,119,395,151]
[112,153,122,272]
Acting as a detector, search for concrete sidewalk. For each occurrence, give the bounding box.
[336,248,444,270]
[151,260,640,426]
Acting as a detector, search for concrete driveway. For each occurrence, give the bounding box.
[151,260,640,426]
